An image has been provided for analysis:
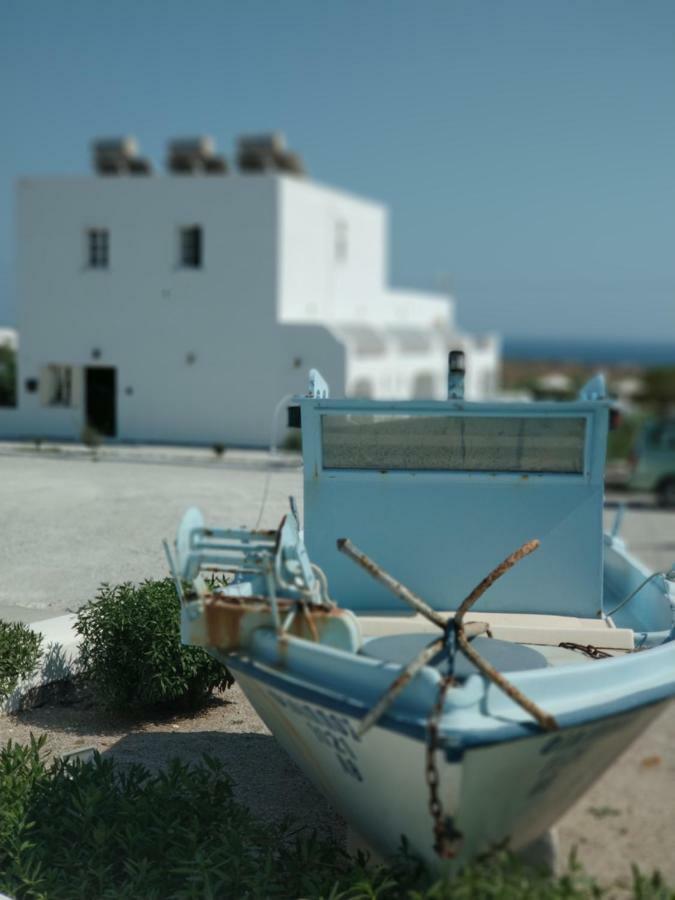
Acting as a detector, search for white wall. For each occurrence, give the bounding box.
[455,333,501,400]
[277,177,387,324]
[385,288,454,331]
[11,169,499,445]
[17,174,293,444]
[275,176,458,403]
[15,172,356,445]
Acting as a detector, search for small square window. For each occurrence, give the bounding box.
[180,226,202,268]
[334,220,348,263]
[41,365,74,407]
[87,228,109,268]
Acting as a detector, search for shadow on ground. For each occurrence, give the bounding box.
[9,685,343,843]
[15,687,234,738]
[104,729,345,841]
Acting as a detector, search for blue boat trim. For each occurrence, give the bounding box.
[224,651,674,752]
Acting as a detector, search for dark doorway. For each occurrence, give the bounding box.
[85,367,116,437]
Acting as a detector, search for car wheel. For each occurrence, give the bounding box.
[657,478,675,508]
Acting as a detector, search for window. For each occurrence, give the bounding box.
[412,373,435,399]
[321,414,586,474]
[41,365,74,407]
[87,228,109,268]
[334,220,348,263]
[180,226,202,268]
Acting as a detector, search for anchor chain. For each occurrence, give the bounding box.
[338,535,559,857]
[559,641,612,660]
[425,673,462,858]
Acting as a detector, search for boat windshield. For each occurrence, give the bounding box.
[321,413,586,474]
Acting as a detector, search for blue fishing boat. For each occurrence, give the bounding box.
[169,362,675,868]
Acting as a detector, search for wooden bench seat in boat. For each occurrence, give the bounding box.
[357,611,635,652]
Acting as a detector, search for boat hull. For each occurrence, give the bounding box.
[232,663,668,869]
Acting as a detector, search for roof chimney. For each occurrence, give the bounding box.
[166,136,228,174]
[92,136,152,175]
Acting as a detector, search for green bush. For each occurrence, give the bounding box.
[75,578,232,710]
[640,367,675,414]
[0,620,43,700]
[607,415,644,462]
[0,736,671,899]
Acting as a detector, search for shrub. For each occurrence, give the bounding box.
[0,620,43,700]
[282,429,302,451]
[607,415,644,462]
[76,578,232,710]
[640,367,675,415]
[0,737,670,899]
[80,424,103,459]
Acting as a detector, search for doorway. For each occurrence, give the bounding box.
[85,367,116,437]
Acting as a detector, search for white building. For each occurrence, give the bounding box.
[0,328,17,350]
[0,136,499,447]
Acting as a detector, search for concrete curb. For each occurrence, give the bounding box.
[0,440,302,471]
[1,614,80,714]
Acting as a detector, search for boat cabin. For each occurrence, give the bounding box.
[299,371,610,622]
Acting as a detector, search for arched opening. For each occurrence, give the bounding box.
[412,373,435,399]
[350,378,373,398]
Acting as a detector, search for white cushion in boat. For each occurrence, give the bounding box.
[357,611,635,651]
[362,633,549,677]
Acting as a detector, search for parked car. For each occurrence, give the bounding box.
[628,418,675,507]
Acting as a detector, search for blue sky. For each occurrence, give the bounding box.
[1,0,674,341]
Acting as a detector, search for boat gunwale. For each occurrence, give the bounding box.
[215,628,675,751]
[225,650,674,752]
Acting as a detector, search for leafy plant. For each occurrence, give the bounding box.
[607,415,644,462]
[0,737,671,899]
[75,578,232,710]
[0,620,43,700]
[80,423,103,459]
[282,429,302,451]
[640,367,675,415]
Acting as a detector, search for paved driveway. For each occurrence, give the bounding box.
[1,444,673,620]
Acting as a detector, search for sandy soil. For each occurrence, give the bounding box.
[1,681,672,893]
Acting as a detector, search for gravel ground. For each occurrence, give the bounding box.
[1,444,672,619]
[1,444,674,890]
[0,445,301,620]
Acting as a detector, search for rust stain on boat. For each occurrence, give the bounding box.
[198,594,346,651]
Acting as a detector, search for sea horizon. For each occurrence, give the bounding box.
[503,336,675,366]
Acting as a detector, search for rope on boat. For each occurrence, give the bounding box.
[602,571,666,620]
[337,537,559,735]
